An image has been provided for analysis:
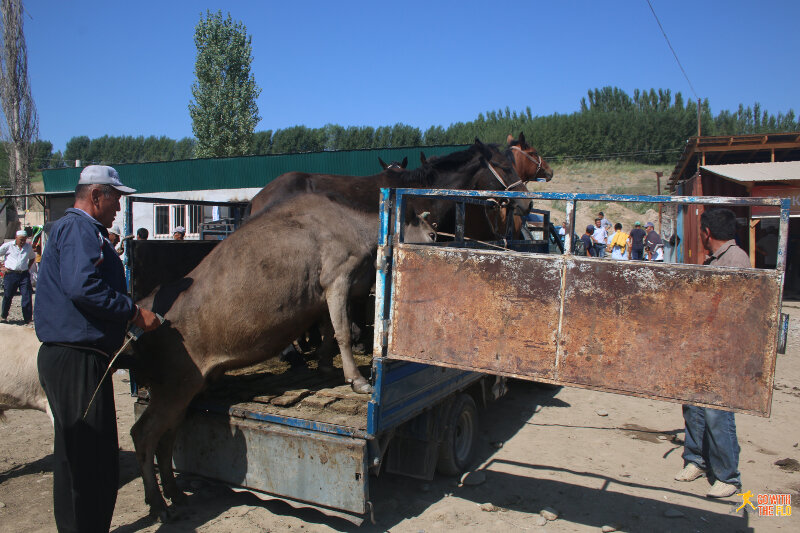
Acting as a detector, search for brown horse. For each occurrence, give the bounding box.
[507,132,553,182]
[460,135,554,243]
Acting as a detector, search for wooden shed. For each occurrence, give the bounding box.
[668,132,800,297]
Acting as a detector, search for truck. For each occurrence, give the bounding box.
[126,189,788,524]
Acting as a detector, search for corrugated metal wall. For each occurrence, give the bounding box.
[42,145,468,193]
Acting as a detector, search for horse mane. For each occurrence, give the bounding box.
[398,146,480,187]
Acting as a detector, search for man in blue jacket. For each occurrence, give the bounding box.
[35,165,159,533]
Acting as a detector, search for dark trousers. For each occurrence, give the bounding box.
[38,344,119,533]
[630,248,644,260]
[2,270,32,321]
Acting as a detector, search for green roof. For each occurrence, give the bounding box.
[42,145,468,193]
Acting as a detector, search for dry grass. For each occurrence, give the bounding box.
[525,160,671,233]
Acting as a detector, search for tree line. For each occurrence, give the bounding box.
[22,86,799,174]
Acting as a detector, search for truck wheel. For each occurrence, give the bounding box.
[437,393,479,476]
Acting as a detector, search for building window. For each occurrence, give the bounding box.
[188,205,204,234]
[154,203,215,237]
[155,205,170,235]
[172,205,186,229]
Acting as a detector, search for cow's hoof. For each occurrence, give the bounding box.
[149,505,173,523]
[168,490,187,505]
[350,378,373,394]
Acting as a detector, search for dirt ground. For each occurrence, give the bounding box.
[0,291,798,533]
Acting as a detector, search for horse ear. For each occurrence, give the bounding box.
[420,152,427,165]
[401,156,408,169]
[473,138,492,160]
[518,132,528,148]
[506,134,514,144]
[378,157,388,170]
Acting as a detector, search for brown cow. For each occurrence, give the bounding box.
[130,143,514,518]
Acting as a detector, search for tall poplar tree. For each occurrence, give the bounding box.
[189,11,260,158]
[0,0,38,202]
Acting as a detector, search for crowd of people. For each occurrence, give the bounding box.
[0,211,150,326]
[578,210,665,261]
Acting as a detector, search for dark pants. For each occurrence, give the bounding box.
[630,248,644,260]
[2,270,32,321]
[682,405,741,486]
[38,344,119,533]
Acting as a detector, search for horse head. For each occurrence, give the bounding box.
[507,132,554,182]
[378,156,408,171]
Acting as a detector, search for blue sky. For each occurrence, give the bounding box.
[24,0,799,153]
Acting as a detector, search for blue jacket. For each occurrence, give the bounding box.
[34,208,136,354]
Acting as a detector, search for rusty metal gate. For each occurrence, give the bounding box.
[375,189,790,417]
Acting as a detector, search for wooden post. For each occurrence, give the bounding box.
[749,219,760,268]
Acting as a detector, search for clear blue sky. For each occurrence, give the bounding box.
[24,0,800,153]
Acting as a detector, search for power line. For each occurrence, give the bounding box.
[646,0,699,101]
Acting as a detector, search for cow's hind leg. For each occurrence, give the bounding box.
[131,404,170,520]
[156,426,186,504]
[131,388,197,521]
[326,277,372,394]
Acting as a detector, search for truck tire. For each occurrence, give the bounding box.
[437,393,479,476]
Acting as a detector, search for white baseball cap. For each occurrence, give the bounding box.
[16,230,27,237]
[173,226,186,234]
[78,165,136,194]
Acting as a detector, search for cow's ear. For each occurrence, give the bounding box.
[378,157,388,170]
[401,156,408,168]
[518,132,528,148]
[420,152,427,165]
[506,134,514,144]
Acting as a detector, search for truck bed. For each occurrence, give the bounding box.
[139,354,373,434]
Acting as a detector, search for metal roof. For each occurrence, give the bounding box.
[41,145,468,193]
[668,132,800,191]
[699,161,800,183]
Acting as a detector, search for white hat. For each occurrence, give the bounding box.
[109,226,121,236]
[78,165,136,194]
[173,226,186,234]
[15,230,27,237]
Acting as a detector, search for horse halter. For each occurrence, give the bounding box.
[511,145,546,180]
[484,159,524,191]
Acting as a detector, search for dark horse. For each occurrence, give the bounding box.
[452,134,553,243]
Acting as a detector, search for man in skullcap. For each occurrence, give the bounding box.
[0,228,36,323]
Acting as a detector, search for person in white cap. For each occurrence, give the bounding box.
[173,225,186,240]
[34,165,161,533]
[0,228,36,323]
[108,225,124,256]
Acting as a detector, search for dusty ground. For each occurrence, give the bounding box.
[1,164,795,531]
[0,296,798,532]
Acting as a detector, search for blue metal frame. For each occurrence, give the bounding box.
[390,188,790,271]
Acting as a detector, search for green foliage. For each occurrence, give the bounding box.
[189,11,261,158]
[50,86,798,165]
[62,135,196,165]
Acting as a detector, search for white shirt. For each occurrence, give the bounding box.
[592,226,607,245]
[0,241,35,271]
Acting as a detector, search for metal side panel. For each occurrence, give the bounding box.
[387,244,780,416]
[162,406,369,515]
[369,359,483,434]
[388,246,563,379]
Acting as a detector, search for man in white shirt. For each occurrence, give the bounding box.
[0,229,36,323]
[591,217,608,258]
